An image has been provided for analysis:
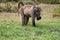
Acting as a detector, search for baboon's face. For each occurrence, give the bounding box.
[35,8,41,20]
[37,16,41,20]
[36,12,41,20]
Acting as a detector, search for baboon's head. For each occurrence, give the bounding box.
[34,7,41,20]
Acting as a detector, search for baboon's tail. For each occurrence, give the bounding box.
[18,2,24,15]
[18,1,24,9]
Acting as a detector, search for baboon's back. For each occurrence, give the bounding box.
[21,5,34,16]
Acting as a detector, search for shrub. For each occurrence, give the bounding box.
[0,6,4,12]
[53,13,60,17]
[52,6,60,17]
[4,3,12,12]
[1,0,60,4]
[0,2,18,13]
[0,6,6,12]
[11,5,18,13]
[32,0,60,4]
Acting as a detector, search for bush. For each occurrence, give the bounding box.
[0,2,18,13]
[11,5,18,13]
[0,0,60,4]
[4,3,12,12]
[0,6,6,12]
[52,6,60,17]
[53,13,60,17]
[0,0,19,2]
[33,0,60,4]
[0,6,4,12]
[54,7,60,13]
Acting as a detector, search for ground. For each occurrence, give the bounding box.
[0,4,60,40]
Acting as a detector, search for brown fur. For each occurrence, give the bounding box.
[18,2,41,26]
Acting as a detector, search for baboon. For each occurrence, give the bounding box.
[18,2,41,26]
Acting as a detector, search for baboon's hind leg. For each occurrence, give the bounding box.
[21,15,25,26]
[25,16,29,25]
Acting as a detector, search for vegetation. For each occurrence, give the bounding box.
[35,0,60,4]
[0,6,4,12]
[0,0,60,4]
[0,0,60,40]
[5,3,12,12]
[0,2,18,13]
[0,20,60,40]
[53,6,60,17]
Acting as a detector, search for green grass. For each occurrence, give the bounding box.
[0,20,60,40]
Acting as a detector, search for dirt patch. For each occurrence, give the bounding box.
[0,12,21,21]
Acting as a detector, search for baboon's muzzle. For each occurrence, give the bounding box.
[37,16,41,20]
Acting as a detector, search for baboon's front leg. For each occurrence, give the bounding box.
[25,16,29,25]
[31,15,35,26]
[21,15,25,26]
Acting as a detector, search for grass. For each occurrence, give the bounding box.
[0,20,60,40]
